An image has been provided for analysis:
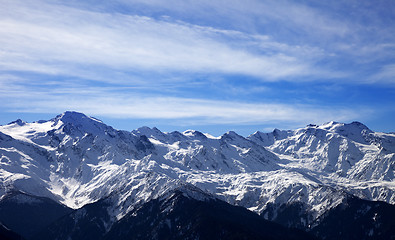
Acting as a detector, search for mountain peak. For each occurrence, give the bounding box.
[52,111,110,135]
[349,121,370,129]
[320,121,340,129]
[0,111,394,240]
[221,130,243,140]
[320,121,371,132]
[317,121,373,144]
[132,126,167,142]
[8,119,26,126]
[182,130,207,139]
[55,111,103,124]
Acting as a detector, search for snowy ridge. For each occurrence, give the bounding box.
[0,111,394,229]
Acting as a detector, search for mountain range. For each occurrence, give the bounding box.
[0,111,394,239]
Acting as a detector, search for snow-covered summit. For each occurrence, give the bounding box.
[0,112,394,230]
[53,111,114,136]
[318,121,372,144]
[53,111,103,126]
[7,119,26,126]
[182,130,207,139]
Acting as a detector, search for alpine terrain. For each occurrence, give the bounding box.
[0,111,394,239]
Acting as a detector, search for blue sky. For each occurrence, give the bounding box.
[1,0,394,136]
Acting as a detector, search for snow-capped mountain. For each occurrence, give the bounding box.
[0,111,394,239]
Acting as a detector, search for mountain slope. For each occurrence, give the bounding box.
[0,222,23,240]
[0,191,72,239]
[0,111,394,238]
[36,186,317,240]
[311,197,395,240]
[104,189,317,240]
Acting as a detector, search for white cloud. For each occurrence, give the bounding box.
[0,0,391,131]
[0,81,367,127]
[115,0,352,38]
[370,64,395,84]
[0,0,340,83]
[0,0,393,86]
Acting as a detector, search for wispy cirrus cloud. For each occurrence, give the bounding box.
[369,64,395,84]
[0,0,344,83]
[0,0,394,133]
[0,75,368,127]
[1,86,366,127]
[111,0,352,38]
[2,0,393,87]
